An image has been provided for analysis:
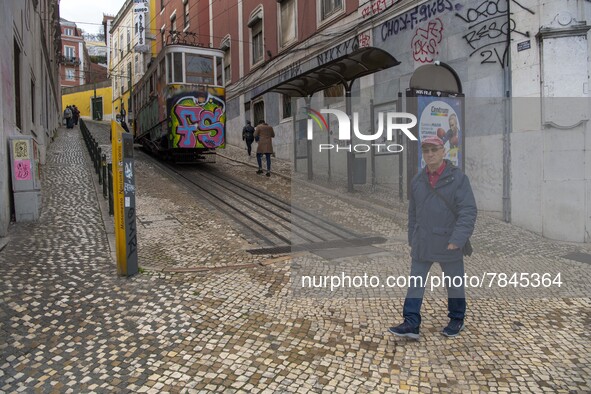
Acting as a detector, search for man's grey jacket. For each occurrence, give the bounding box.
[408,160,477,263]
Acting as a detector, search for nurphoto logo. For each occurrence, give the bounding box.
[306,108,418,153]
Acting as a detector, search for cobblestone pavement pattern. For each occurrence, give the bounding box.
[0,122,589,392]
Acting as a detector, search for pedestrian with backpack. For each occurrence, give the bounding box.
[64,106,73,129]
[242,120,255,156]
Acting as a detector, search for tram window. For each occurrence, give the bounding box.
[216,56,223,86]
[185,54,214,84]
[159,58,165,84]
[167,54,172,83]
[173,52,183,83]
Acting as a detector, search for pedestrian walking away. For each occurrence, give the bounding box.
[253,120,275,177]
[72,105,80,126]
[64,106,73,129]
[242,120,255,156]
[389,135,477,340]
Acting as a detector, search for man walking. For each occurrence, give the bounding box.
[253,120,275,177]
[389,136,476,339]
[242,120,255,156]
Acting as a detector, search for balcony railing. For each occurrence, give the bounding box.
[58,55,80,66]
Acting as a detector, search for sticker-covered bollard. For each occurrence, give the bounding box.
[111,120,138,276]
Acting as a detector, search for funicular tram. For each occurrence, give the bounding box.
[133,41,226,163]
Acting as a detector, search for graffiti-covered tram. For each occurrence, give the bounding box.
[133,44,226,162]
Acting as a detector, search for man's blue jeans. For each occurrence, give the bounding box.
[257,153,271,171]
[402,259,466,328]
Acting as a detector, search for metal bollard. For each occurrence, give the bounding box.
[88,136,94,161]
[94,141,99,173]
[97,146,102,176]
[108,163,114,216]
[102,155,108,198]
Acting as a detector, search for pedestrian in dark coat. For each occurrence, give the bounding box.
[389,135,477,340]
[242,120,255,156]
[72,105,80,125]
[253,120,275,177]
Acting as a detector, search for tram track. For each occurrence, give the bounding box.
[138,150,386,254]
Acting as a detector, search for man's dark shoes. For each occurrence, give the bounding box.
[266,172,271,177]
[256,169,263,174]
[388,321,419,339]
[442,319,465,337]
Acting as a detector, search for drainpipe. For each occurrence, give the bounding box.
[345,81,354,193]
[502,0,512,223]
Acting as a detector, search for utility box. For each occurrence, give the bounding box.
[9,136,41,221]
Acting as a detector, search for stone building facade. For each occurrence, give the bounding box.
[0,0,62,236]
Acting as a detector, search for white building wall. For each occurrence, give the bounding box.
[0,0,61,236]
[511,0,591,242]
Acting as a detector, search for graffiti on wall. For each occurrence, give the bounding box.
[412,18,444,63]
[169,91,226,149]
[278,61,302,83]
[360,0,403,19]
[455,0,534,67]
[381,0,456,42]
[317,36,361,66]
[358,30,372,48]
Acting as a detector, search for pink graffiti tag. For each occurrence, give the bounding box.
[15,160,32,181]
[361,0,403,19]
[358,33,371,48]
[412,18,444,63]
[174,105,224,149]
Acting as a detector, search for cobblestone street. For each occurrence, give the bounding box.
[0,122,590,393]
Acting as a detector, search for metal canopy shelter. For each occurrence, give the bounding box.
[259,46,401,192]
[261,47,400,97]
